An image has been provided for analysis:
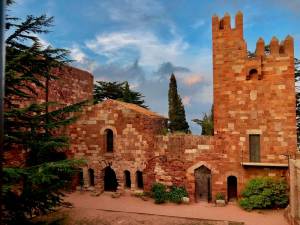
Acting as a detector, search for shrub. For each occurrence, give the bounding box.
[215,192,225,200]
[151,183,167,204]
[167,186,188,204]
[151,183,188,204]
[239,177,288,211]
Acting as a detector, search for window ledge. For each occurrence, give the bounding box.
[104,152,114,157]
[241,162,288,168]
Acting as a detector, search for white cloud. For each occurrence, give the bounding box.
[85,31,189,67]
[182,96,191,106]
[69,44,98,73]
[193,84,213,104]
[191,19,205,29]
[182,74,203,86]
[70,45,86,62]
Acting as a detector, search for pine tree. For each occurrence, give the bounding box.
[93,81,148,108]
[168,73,190,133]
[192,105,214,135]
[3,2,85,224]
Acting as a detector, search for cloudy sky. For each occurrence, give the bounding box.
[10,0,300,133]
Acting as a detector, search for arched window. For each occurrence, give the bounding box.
[105,129,114,152]
[247,68,258,80]
[136,171,144,189]
[88,168,95,186]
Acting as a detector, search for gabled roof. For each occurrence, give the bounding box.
[101,99,167,119]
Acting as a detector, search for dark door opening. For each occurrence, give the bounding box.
[124,170,131,188]
[227,176,237,201]
[136,171,144,189]
[104,166,118,191]
[78,169,84,187]
[88,168,95,186]
[195,165,212,202]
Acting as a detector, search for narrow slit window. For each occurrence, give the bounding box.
[105,129,114,152]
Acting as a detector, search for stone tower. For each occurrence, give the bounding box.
[212,12,296,166]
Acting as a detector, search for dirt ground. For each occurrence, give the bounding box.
[36,208,242,225]
[34,191,288,225]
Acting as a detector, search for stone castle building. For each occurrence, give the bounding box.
[5,12,297,203]
[67,12,297,202]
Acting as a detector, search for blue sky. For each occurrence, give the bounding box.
[10,0,300,134]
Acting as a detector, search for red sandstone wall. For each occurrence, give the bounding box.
[212,12,296,164]
[4,65,94,166]
[68,99,167,191]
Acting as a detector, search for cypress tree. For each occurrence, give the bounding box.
[168,73,190,133]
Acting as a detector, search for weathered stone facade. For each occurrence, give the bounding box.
[4,65,93,167]
[68,100,167,192]
[69,12,297,203]
[5,12,297,204]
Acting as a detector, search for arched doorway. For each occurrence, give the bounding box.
[227,176,237,201]
[104,166,118,191]
[136,171,144,189]
[88,168,95,186]
[124,170,131,189]
[195,165,212,202]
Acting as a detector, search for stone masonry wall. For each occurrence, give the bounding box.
[4,65,94,167]
[212,12,296,164]
[68,99,167,192]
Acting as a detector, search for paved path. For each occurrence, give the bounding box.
[65,192,288,225]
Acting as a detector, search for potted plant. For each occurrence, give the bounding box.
[215,192,226,206]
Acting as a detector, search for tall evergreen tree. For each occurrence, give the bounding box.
[93,81,148,108]
[168,73,190,133]
[192,105,214,135]
[3,2,85,224]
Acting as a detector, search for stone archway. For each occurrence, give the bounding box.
[195,165,212,202]
[227,176,237,201]
[104,166,118,191]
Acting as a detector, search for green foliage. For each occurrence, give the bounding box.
[215,192,225,200]
[193,105,214,135]
[151,183,168,204]
[93,81,148,108]
[239,177,288,211]
[3,3,87,224]
[167,186,188,204]
[168,73,190,133]
[151,183,188,204]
